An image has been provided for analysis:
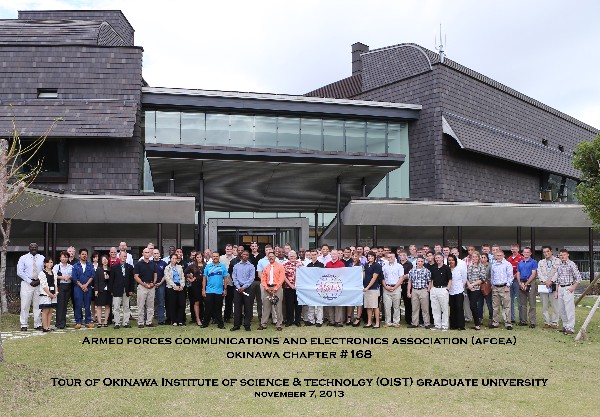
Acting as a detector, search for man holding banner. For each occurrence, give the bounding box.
[325,250,347,327]
[296,255,363,325]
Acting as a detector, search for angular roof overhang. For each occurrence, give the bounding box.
[146,145,404,212]
[341,199,592,228]
[6,188,196,224]
[442,113,580,179]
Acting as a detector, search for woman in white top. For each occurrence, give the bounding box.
[447,254,466,330]
[39,257,58,332]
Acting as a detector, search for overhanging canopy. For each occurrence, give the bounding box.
[146,145,404,212]
[6,188,196,224]
[341,199,593,227]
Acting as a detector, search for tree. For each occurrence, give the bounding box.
[573,135,600,227]
[0,115,61,362]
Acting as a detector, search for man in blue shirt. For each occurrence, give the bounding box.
[516,247,538,328]
[153,249,168,325]
[72,248,95,329]
[231,251,256,331]
[202,251,229,329]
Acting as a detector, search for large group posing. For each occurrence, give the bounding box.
[16,241,582,335]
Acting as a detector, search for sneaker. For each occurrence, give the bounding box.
[75,324,82,329]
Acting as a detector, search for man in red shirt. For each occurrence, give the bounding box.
[506,244,524,323]
[326,249,346,327]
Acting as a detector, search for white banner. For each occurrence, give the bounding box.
[296,266,363,306]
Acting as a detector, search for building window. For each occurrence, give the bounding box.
[540,173,578,202]
[37,89,58,98]
[20,139,68,182]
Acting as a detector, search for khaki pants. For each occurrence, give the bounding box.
[557,286,576,331]
[411,288,430,326]
[383,287,402,325]
[112,293,131,325]
[492,286,511,327]
[261,286,283,327]
[540,286,558,325]
[137,285,155,325]
[430,287,449,330]
[306,306,323,324]
[518,282,537,325]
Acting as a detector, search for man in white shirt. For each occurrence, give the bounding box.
[382,253,404,328]
[16,243,45,331]
[317,244,332,265]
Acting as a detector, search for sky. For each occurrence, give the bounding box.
[1,0,599,129]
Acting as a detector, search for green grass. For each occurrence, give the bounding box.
[1,298,599,417]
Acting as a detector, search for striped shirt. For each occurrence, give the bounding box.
[490,259,513,286]
[408,267,431,289]
[556,260,582,286]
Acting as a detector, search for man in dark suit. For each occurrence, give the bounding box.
[109,252,135,329]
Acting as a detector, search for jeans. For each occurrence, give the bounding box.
[467,289,483,326]
[155,284,166,323]
[509,279,522,322]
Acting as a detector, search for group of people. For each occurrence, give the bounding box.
[16,241,582,335]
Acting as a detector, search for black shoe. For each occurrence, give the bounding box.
[518,322,528,326]
[200,324,209,328]
[304,321,314,326]
[506,325,513,330]
[244,327,251,331]
[123,324,131,328]
[230,327,240,332]
[35,326,43,331]
[218,325,225,329]
[158,322,165,325]
[424,325,432,329]
[335,323,344,327]
[407,324,418,328]
[315,323,322,327]
[114,325,120,329]
[295,322,302,327]
[488,324,499,329]
[42,328,50,333]
[529,324,536,328]
[20,327,27,331]
[138,324,145,329]
[328,322,336,327]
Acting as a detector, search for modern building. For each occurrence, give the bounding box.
[1,10,598,293]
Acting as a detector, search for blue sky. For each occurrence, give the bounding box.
[2,0,599,129]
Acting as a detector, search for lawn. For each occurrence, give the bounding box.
[0,297,599,417]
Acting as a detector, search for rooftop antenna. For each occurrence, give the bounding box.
[435,24,446,63]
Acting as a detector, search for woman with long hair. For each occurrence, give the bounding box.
[184,252,205,326]
[94,254,112,327]
[164,254,186,326]
[447,254,466,330]
[466,251,486,330]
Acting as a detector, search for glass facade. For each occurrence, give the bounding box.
[144,111,409,198]
[541,173,578,202]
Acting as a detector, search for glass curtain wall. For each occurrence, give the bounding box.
[145,111,409,197]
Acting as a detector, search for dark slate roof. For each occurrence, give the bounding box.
[18,10,134,45]
[305,74,362,99]
[443,112,580,178]
[367,43,598,134]
[0,19,126,46]
[0,101,138,138]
